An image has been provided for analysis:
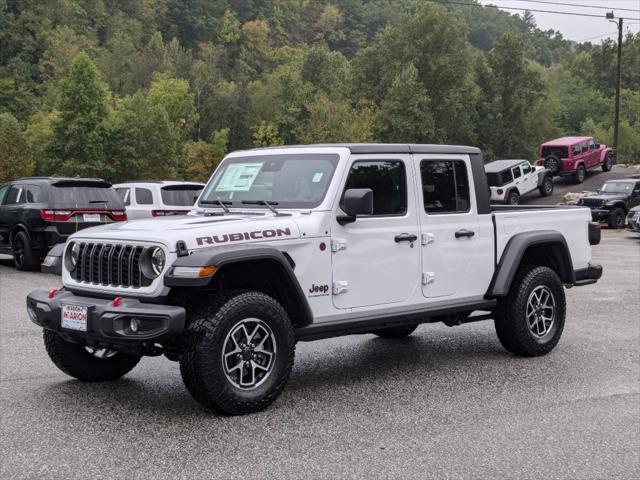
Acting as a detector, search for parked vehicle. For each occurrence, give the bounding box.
[577,179,640,229]
[485,159,553,205]
[626,205,640,234]
[0,177,125,270]
[536,136,613,183]
[114,181,204,219]
[27,144,602,415]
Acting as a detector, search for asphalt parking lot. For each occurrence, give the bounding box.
[1,230,638,479]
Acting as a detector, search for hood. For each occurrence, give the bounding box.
[583,193,627,202]
[68,212,301,251]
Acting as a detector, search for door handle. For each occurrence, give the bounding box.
[455,229,475,239]
[395,233,418,243]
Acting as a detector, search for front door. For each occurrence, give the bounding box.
[413,155,494,300]
[331,155,420,309]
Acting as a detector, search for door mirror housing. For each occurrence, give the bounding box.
[338,188,373,225]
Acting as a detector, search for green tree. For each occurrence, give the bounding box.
[147,74,198,137]
[0,112,34,183]
[48,52,111,178]
[252,121,283,147]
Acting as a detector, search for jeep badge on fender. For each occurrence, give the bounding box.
[27,144,602,415]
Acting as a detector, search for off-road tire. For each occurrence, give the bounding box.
[602,152,613,172]
[372,323,419,339]
[538,176,554,197]
[494,265,566,357]
[544,155,561,176]
[43,330,141,381]
[12,231,39,271]
[574,165,586,184]
[179,291,295,415]
[607,207,626,229]
[506,191,520,205]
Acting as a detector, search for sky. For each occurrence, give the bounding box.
[477,0,640,43]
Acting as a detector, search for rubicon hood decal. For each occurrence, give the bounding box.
[196,227,292,246]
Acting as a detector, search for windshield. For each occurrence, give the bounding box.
[541,146,568,158]
[199,154,339,209]
[600,182,634,194]
[161,185,203,206]
[51,185,123,209]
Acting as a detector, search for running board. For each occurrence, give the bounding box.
[294,300,497,341]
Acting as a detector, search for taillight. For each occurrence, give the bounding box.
[110,210,127,221]
[497,189,504,195]
[588,222,601,245]
[39,209,72,221]
[151,210,166,217]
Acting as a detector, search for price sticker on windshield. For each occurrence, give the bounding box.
[216,163,262,192]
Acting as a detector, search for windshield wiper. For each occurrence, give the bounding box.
[200,199,232,213]
[242,200,282,215]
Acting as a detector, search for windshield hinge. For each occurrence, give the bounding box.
[421,233,434,246]
[332,281,349,295]
[331,238,347,253]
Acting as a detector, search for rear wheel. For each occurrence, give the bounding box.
[43,330,141,381]
[12,231,39,271]
[372,323,418,339]
[506,191,520,205]
[538,176,554,197]
[602,152,613,172]
[179,291,295,415]
[574,165,586,184]
[494,265,566,357]
[607,207,626,229]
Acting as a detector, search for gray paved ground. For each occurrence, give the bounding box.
[1,230,639,479]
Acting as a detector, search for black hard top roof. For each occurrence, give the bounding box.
[240,143,482,155]
[13,176,106,183]
[484,159,528,173]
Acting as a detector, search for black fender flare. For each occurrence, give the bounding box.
[504,187,519,203]
[536,170,547,188]
[164,244,313,326]
[487,230,575,297]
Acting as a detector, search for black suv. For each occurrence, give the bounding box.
[577,179,640,229]
[0,177,126,270]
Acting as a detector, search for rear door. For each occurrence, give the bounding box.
[413,155,494,300]
[511,165,524,193]
[331,155,420,309]
[520,162,537,194]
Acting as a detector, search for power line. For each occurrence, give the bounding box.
[575,31,618,42]
[433,1,640,20]
[506,0,640,13]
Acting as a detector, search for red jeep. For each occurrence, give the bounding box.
[536,136,613,183]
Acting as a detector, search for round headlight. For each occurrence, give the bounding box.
[150,247,166,277]
[66,242,80,271]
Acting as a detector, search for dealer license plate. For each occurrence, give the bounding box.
[61,304,88,331]
[83,213,101,222]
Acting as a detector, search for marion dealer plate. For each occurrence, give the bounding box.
[61,304,88,331]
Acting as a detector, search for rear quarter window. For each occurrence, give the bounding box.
[135,188,154,205]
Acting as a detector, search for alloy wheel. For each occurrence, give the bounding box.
[526,285,556,338]
[222,318,277,390]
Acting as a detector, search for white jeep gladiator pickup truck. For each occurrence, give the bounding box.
[27,144,603,415]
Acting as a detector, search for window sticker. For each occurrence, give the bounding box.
[216,163,263,192]
[312,172,324,183]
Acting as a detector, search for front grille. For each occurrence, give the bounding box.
[73,243,151,288]
[581,198,604,208]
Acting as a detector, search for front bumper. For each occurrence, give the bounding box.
[626,215,640,232]
[26,289,186,345]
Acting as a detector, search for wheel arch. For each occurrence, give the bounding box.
[165,245,313,327]
[487,231,575,297]
[9,223,31,245]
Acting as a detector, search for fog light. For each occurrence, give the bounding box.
[130,318,141,333]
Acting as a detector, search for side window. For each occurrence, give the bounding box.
[512,166,522,179]
[5,186,23,205]
[581,142,588,153]
[572,144,581,156]
[0,185,9,205]
[342,160,407,216]
[501,169,513,185]
[521,163,532,175]
[589,139,596,150]
[24,185,43,203]
[116,188,131,206]
[420,160,470,214]
[135,188,153,205]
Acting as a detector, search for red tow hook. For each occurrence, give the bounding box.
[112,296,123,307]
[48,289,58,299]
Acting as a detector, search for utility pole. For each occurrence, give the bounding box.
[607,12,623,163]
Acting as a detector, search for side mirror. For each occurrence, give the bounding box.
[338,188,373,225]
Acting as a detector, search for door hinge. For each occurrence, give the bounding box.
[331,238,347,253]
[421,233,435,245]
[332,281,349,295]
[422,272,435,285]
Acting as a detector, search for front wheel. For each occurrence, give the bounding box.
[607,207,626,229]
[574,165,586,184]
[494,265,566,357]
[43,330,141,381]
[179,291,295,415]
[538,176,554,197]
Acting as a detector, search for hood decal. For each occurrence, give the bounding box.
[196,227,292,246]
